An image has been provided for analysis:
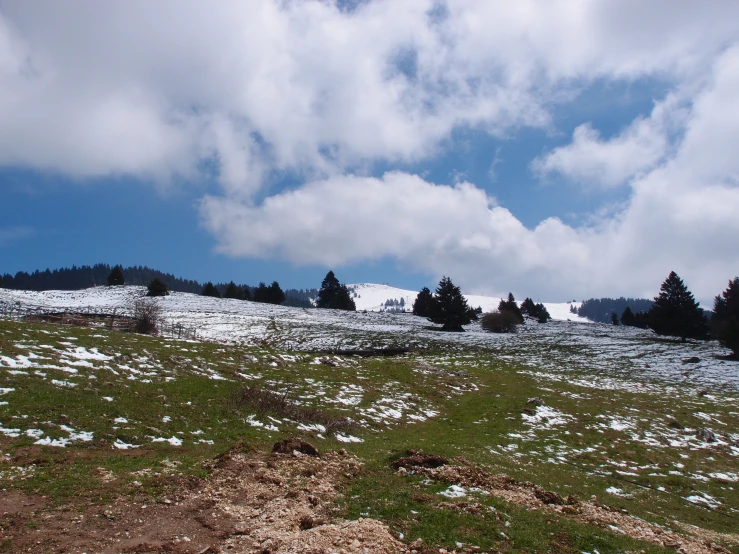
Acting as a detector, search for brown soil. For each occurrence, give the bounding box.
[414,457,739,554]
[0,444,407,554]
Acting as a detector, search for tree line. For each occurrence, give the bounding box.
[583,272,737,358]
[0,263,316,308]
[574,297,654,323]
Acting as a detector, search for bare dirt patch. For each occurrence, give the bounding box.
[0,442,407,554]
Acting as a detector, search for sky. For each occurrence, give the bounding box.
[1,0,738,305]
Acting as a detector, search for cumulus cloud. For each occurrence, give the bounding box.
[201,46,739,303]
[2,1,739,301]
[1,1,738,185]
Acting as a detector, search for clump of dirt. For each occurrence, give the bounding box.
[411,457,739,554]
[391,450,448,470]
[533,488,564,506]
[272,437,320,457]
[0,445,408,554]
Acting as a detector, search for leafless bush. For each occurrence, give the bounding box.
[132,298,162,335]
[481,310,521,333]
[228,385,357,435]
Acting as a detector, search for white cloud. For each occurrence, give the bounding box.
[1,1,738,185]
[531,92,694,188]
[2,1,739,301]
[200,46,739,304]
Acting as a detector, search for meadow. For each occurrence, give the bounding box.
[0,287,737,553]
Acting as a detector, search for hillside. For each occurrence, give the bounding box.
[0,285,737,553]
[348,283,591,323]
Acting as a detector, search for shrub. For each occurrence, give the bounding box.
[132,299,161,335]
[147,278,169,297]
[481,310,521,333]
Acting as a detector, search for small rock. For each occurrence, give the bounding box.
[682,357,700,364]
[695,428,716,443]
[527,397,544,406]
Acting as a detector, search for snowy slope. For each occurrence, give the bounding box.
[348,283,591,323]
[2,285,737,391]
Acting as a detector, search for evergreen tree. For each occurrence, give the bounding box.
[0,274,3,288]
[330,285,357,311]
[520,297,537,316]
[242,285,253,301]
[147,278,169,297]
[713,277,739,356]
[315,271,355,310]
[317,271,341,308]
[268,281,286,305]
[648,271,708,341]
[223,281,243,299]
[534,303,551,323]
[412,287,436,317]
[107,265,125,286]
[611,312,619,325]
[498,292,524,324]
[519,297,550,323]
[621,306,635,326]
[253,282,270,303]
[467,306,483,321]
[201,282,221,298]
[429,276,471,331]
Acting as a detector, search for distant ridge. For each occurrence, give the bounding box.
[1,264,201,293]
[0,264,316,308]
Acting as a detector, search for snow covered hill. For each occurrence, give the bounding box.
[347,283,590,323]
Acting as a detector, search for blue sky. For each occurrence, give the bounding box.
[1,1,738,303]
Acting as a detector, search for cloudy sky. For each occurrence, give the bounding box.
[2,0,738,303]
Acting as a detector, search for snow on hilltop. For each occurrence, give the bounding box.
[0,283,590,324]
[347,283,590,323]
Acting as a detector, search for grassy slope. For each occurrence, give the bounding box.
[1,318,737,553]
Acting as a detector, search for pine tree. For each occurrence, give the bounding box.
[412,287,436,317]
[317,271,341,308]
[430,276,471,331]
[330,285,357,311]
[268,281,286,305]
[147,278,169,297]
[621,306,635,326]
[498,292,524,324]
[253,282,270,303]
[224,281,243,299]
[534,303,551,323]
[648,271,708,341]
[520,297,537,317]
[315,271,355,310]
[201,282,221,298]
[611,312,619,325]
[713,277,739,357]
[107,265,125,286]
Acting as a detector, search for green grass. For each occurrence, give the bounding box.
[1,319,738,552]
